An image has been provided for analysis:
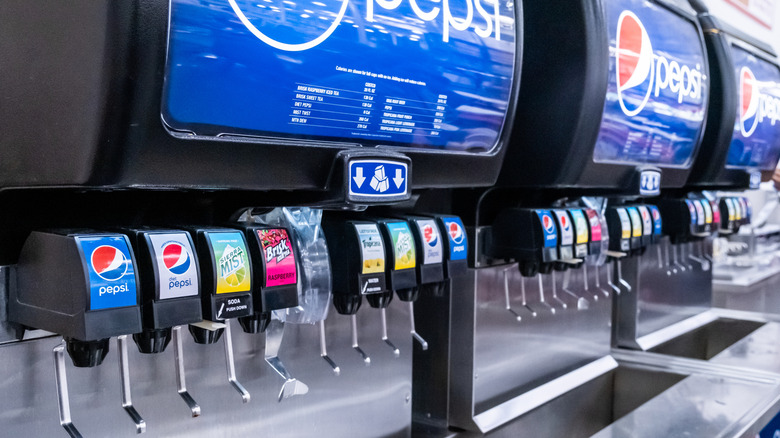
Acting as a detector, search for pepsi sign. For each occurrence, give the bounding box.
[148,233,200,300]
[416,219,443,265]
[536,210,558,248]
[76,235,138,311]
[442,217,467,261]
[649,205,663,235]
[726,46,780,170]
[594,0,707,167]
[163,0,515,152]
[553,210,574,246]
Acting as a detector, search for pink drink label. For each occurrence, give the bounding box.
[586,209,602,241]
[258,229,297,287]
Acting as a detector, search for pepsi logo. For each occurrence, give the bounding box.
[423,224,438,247]
[642,210,648,220]
[543,215,555,233]
[740,67,759,137]
[162,242,191,276]
[560,214,570,231]
[448,222,464,245]
[652,209,659,220]
[91,245,129,282]
[615,11,702,117]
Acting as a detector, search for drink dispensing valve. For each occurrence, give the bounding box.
[182,227,254,403]
[10,231,144,436]
[323,219,389,365]
[121,228,204,417]
[233,223,309,400]
[489,208,561,319]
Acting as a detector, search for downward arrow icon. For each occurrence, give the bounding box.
[393,169,404,188]
[353,167,366,188]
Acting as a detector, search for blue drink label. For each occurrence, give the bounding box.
[163,0,516,152]
[536,210,558,248]
[349,160,407,197]
[77,235,138,311]
[649,205,663,235]
[148,233,200,300]
[442,217,467,261]
[594,0,707,167]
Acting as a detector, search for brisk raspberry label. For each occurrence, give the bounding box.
[257,229,297,287]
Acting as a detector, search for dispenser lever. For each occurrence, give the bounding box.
[54,342,83,438]
[223,322,251,403]
[351,314,371,365]
[379,308,401,356]
[172,326,200,417]
[118,335,146,434]
[265,318,309,401]
[408,302,428,350]
[319,320,340,375]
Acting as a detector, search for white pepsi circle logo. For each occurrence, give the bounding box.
[162,242,191,276]
[543,215,555,233]
[422,224,438,247]
[615,11,703,117]
[652,209,659,220]
[448,221,464,244]
[740,66,759,137]
[91,245,129,282]
[228,0,349,52]
[559,214,570,231]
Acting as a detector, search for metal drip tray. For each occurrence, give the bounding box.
[648,317,765,360]
[455,357,780,438]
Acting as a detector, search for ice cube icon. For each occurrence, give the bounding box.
[369,165,389,193]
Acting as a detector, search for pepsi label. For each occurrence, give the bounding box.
[649,205,662,235]
[536,210,558,248]
[416,219,443,265]
[442,217,467,261]
[637,206,652,236]
[553,210,574,246]
[76,236,138,311]
[148,233,199,300]
[727,46,780,170]
[594,0,707,167]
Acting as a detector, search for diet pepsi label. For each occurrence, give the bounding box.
[416,219,443,265]
[536,210,558,248]
[441,217,467,261]
[594,1,707,167]
[637,206,652,236]
[148,233,199,300]
[727,46,780,170]
[77,235,138,311]
[553,210,574,246]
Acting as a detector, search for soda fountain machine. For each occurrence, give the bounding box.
[0,0,520,436]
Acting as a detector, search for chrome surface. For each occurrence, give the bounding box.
[1,302,412,437]
[447,261,613,432]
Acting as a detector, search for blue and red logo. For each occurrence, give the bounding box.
[448,221,464,245]
[559,213,570,232]
[740,66,759,137]
[543,214,554,233]
[91,245,129,281]
[423,224,438,247]
[162,242,191,275]
[615,10,703,117]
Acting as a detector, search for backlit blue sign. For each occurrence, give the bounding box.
[726,45,780,170]
[594,0,707,168]
[162,0,516,153]
[440,217,467,261]
[349,160,407,197]
[536,210,558,248]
